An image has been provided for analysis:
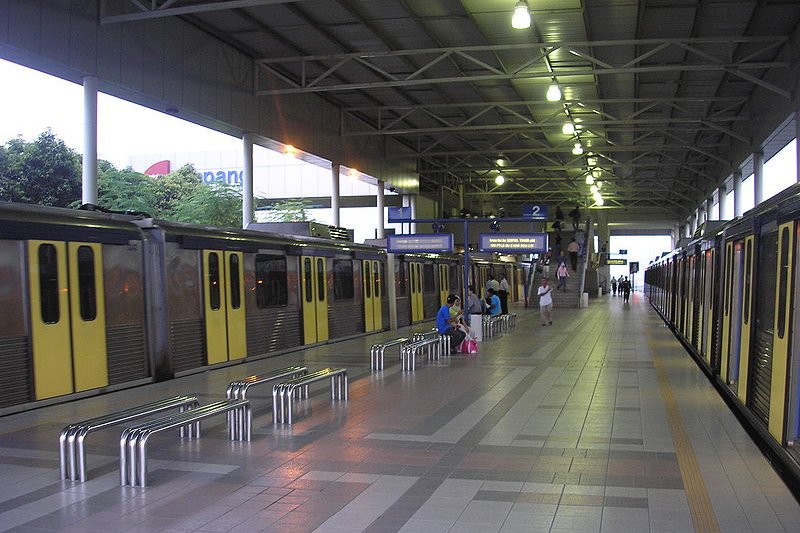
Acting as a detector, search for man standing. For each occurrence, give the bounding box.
[538,277,553,326]
[437,294,466,353]
[498,273,510,314]
[485,274,500,298]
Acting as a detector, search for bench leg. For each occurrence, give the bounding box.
[273,386,281,424]
[76,430,90,482]
[59,426,73,481]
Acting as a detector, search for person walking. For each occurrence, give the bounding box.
[567,238,581,271]
[621,276,631,302]
[498,273,509,314]
[538,277,553,326]
[437,294,466,353]
[611,276,617,296]
[569,205,581,231]
[556,262,570,292]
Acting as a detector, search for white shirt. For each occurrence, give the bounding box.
[499,278,509,291]
[486,279,500,293]
[538,285,553,307]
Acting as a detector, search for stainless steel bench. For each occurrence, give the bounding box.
[413,329,451,354]
[370,338,409,370]
[59,395,200,482]
[119,399,251,487]
[272,368,348,424]
[226,366,308,436]
[400,337,442,371]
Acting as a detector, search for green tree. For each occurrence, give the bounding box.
[152,164,202,216]
[96,161,160,215]
[174,182,242,228]
[261,198,314,222]
[0,130,82,206]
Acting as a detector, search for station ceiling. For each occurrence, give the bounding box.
[100,1,800,221]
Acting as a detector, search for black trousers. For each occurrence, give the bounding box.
[570,251,578,271]
[498,290,508,314]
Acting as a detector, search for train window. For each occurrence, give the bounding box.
[364,261,372,298]
[77,246,97,321]
[379,262,385,298]
[450,264,459,290]
[255,255,287,308]
[373,261,381,298]
[38,244,60,324]
[229,254,241,309]
[317,258,326,301]
[423,264,435,292]
[304,258,313,303]
[744,240,752,324]
[777,227,790,339]
[208,253,221,310]
[333,260,354,300]
[397,261,407,296]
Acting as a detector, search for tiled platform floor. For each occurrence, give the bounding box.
[0,292,798,532]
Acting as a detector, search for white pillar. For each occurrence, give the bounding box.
[706,197,714,221]
[331,163,341,226]
[242,133,254,228]
[82,76,99,205]
[718,183,728,219]
[753,151,764,206]
[409,194,417,234]
[733,170,743,217]
[376,180,385,239]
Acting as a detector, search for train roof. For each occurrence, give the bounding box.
[0,202,144,243]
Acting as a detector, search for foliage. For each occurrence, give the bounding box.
[174,182,242,228]
[97,162,160,215]
[0,130,82,206]
[261,198,313,222]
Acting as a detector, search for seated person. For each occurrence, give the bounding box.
[486,288,502,316]
[437,294,467,353]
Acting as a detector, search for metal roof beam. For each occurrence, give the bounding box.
[101,0,307,23]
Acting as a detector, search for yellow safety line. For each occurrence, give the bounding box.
[650,338,721,533]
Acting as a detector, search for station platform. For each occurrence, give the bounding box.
[0,293,798,533]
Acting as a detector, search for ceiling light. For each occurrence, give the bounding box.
[585,175,595,185]
[349,168,358,177]
[284,144,296,155]
[495,174,506,185]
[590,184,599,194]
[572,142,584,155]
[591,168,601,179]
[495,157,508,167]
[562,122,575,135]
[596,180,602,190]
[587,156,598,166]
[546,82,562,101]
[511,0,531,29]
[595,197,605,206]
[593,190,602,200]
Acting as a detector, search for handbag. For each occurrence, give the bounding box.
[464,339,478,354]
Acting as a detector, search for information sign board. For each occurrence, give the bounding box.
[387,234,454,253]
[387,206,412,222]
[478,233,547,253]
[619,249,628,255]
[521,204,549,220]
[629,261,640,274]
[607,259,628,266]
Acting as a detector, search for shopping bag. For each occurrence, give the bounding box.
[465,339,478,354]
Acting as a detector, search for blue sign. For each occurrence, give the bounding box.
[387,234,454,253]
[478,233,548,253]
[387,206,412,222]
[521,204,549,219]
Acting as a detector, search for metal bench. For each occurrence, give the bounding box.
[370,338,409,370]
[226,366,308,436]
[483,315,503,338]
[413,329,451,354]
[58,395,200,482]
[400,337,442,371]
[119,399,251,487]
[272,368,348,424]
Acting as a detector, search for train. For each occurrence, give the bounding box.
[644,182,800,482]
[0,202,527,412]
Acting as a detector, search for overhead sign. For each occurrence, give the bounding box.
[521,204,549,220]
[607,259,628,266]
[387,234,454,253]
[629,261,640,274]
[387,206,412,222]
[619,249,628,255]
[478,233,548,253]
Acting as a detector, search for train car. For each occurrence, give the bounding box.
[0,203,150,409]
[137,219,389,380]
[646,183,800,478]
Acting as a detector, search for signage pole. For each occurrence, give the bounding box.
[463,219,470,305]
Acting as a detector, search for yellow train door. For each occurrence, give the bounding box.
[438,264,449,305]
[769,221,795,442]
[202,250,247,365]
[28,240,108,400]
[737,237,755,401]
[301,256,329,344]
[363,260,383,332]
[409,262,424,322]
[703,250,715,362]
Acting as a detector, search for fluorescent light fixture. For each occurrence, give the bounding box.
[495,157,508,166]
[591,168,601,178]
[546,82,562,101]
[585,175,595,185]
[572,142,584,155]
[349,168,358,177]
[562,122,575,135]
[590,184,599,194]
[284,144,296,155]
[595,197,605,206]
[495,174,506,185]
[511,0,531,29]
[596,180,603,189]
[587,156,598,166]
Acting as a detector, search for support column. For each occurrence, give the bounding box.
[82,76,99,205]
[458,182,465,211]
[376,180,385,239]
[706,196,714,221]
[718,183,728,219]
[331,163,341,227]
[733,170,743,217]
[796,111,800,183]
[753,151,764,206]
[409,194,417,234]
[242,133,254,228]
